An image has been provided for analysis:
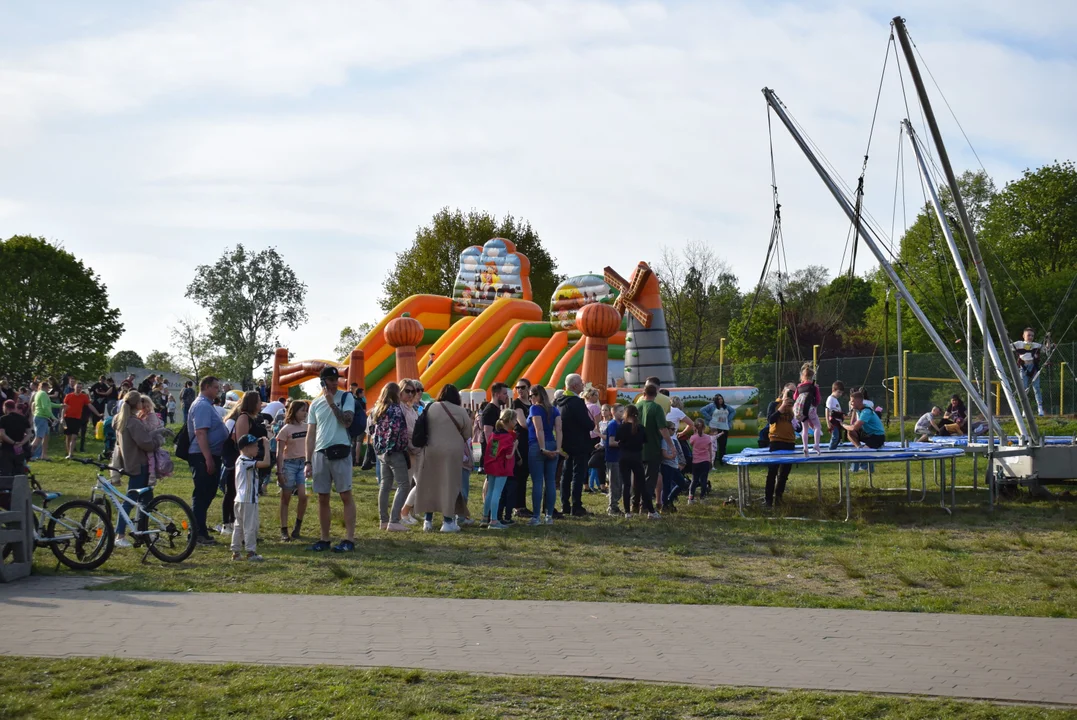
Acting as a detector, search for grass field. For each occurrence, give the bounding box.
[3,656,1074,720]
[22,430,1077,616]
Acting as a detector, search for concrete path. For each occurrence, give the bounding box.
[2,576,1075,706]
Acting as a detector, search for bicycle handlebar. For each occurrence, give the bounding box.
[77,457,134,477]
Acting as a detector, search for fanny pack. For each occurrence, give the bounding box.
[321,444,351,461]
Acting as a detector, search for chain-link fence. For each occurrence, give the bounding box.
[675,342,1077,420]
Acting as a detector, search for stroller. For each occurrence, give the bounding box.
[99,414,115,461]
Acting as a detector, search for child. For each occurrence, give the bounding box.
[232,434,271,561]
[688,419,712,504]
[915,406,943,442]
[482,409,517,530]
[660,421,689,511]
[793,363,822,455]
[826,381,845,451]
[166,396,177,425]
[604,405,624,515]
[275,400,309,542]
[138,396,163,486]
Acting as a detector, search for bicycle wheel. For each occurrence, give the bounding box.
[140,494,195,563]
[46,499,114,571]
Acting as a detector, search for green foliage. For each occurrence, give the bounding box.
[657,241,741,383]
[185,244,308,386]
[169,316,215,380]
[981,161,1077,342]
[288,384,312,400]
[143,350,176,373]
[380,208,561,316]
[0,236,122,383]
[334,323,374,361]
[108,350,144,372]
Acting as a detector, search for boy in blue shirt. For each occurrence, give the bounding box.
[604,405,624,515]
[843,390,886,450]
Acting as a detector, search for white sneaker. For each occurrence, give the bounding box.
[487,520,506,530]
[400,514,418,526]
[422,520,434,532]
[529,516,542,526]
[647,512,662,520]
[544,514,554,525]
[440,520,461,533]
[456,516,475,527]
[115,536,132,548]
[624,512,633,519]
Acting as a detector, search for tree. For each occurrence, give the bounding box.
[109,350,144,372]
[144,350,177,373]
[170,316,216,380]
[334,323,374,361]
[980,160,1077,343]
[655,241,741,383]
[0,236,122,384]
[185,244,308,386]
[381,208,561,315]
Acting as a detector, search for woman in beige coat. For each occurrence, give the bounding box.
[110,391,166,548]
[414,384,471,533]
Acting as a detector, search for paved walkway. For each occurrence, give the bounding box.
[2,576,1075,706]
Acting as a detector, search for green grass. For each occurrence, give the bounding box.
[2,657,1073,720]
[25,432,1077,617]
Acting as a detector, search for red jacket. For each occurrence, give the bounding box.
[484,430,516,477]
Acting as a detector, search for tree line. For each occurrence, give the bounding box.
[2,160,1073,387]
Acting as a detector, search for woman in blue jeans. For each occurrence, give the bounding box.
[526,385,562,526]
[109,391,165,548]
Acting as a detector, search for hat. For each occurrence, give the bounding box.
[319,365,340,383]
[237,434,259,450]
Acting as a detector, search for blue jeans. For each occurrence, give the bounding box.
[484,476,507,521]
[660,465,688,506]
[1021,369,1044,410]
[588,467,602,490]
[528,440,558,516]
[116,464,150,536]
[32,417,50,459]
[461,469,470,502]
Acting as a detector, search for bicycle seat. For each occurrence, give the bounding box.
[132,486,153,496]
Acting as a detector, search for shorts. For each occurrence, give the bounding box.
[862,433,885,449]
[312,451,353,494]
[34,417,50,440]
[279,458,306,492]
[63,418,84,436]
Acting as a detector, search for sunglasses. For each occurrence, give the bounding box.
[402,389,415,395]
[515,386,528,391]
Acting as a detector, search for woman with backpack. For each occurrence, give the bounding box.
[414,384,472,533]
[370,382,411,532]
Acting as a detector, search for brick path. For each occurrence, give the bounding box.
[2,576,1075,705]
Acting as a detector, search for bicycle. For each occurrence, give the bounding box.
[3,476,115,571]
[78,458,197,564]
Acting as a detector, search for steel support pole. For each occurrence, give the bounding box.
[763,88,997,428]
[897,294,905,448]
[893,16,1040,444]
[902,121,1019,440]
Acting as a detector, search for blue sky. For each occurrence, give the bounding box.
[1,0,1075,368]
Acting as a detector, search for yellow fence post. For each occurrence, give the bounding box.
[902,350,909,421]
[719,337,726,387]
[813,344,819,370]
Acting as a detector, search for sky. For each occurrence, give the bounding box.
[2,0,1075,372]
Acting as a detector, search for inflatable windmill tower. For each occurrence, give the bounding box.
[603,262,676,386]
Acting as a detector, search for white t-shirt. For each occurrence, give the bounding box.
[915,412,936,431]
[666,407,688,429]
[826,395,842,414]
[262,400,285,420]
[235,455,260,504]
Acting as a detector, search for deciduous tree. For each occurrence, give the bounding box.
[185,245,308,386]
[0,236,122,384]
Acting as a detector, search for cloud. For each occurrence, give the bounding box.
[0,0,1074,366]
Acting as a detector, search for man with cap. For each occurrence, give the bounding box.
[305,365,357,553]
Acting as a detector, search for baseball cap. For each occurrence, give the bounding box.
[237,434,259,450]
[319,365,340,383]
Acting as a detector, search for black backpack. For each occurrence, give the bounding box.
[174,421,191,461]
[348,396,368,439]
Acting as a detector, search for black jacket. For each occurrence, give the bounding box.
[554,393,594,455]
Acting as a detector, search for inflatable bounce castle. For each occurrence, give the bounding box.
[271,239,759,449]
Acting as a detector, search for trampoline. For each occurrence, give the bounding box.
[726,445,966,521]
[929,435,1075,447]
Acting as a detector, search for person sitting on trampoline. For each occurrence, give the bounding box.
[914,406,943,442]
[843,390,886,450]
[938,395,967,436]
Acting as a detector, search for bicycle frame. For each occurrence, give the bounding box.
[91,473,166,539]
[30,503,94,546]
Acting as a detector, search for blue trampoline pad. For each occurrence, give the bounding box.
[727,446,964,466]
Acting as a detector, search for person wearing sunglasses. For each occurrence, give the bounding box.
[510,378,533,519]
